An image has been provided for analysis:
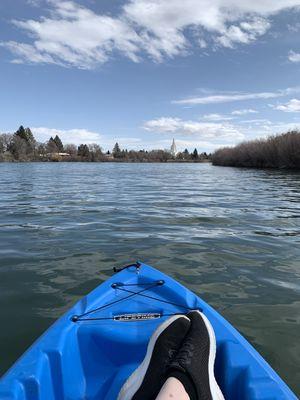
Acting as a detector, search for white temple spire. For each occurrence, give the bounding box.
[170,138,177,156]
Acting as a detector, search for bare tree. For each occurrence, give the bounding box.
[64,144,77,157]
[89,143,103,161]
[212,131,300,169]
[9,135,28,160]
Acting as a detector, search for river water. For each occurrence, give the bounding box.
[0,162,299,394]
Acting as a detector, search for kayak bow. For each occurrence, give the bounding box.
[0,262,297,399]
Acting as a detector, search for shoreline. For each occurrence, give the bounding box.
[0,159,212,164]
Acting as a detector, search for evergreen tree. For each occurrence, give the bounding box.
[113,142,121,157]
[183,148,190,159]
[15,126,26,141]
[53,135,64,152]
[15,126,35,144]
[113,142,123,158]
[10,126,36,159]
[47,137,58,153]
[192,148,198,160]
[24,128,35,144]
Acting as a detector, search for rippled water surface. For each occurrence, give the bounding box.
[0,163,299,394]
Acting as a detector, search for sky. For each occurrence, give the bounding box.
[0,0,300,152]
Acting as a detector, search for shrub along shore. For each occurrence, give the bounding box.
[212,131,300,170]
[0,126,210,163]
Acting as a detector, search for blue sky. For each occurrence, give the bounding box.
[1,0,300,152]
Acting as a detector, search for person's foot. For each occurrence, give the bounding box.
[167,310,225,400]
[117,315,190,400]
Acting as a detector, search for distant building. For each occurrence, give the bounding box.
[43,152,70,157]
[104,152,114,160]
[170,138,177,156]
[58,152,70,157]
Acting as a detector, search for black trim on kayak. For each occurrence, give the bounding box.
[111,280,164,288]
[72,312,188,322]
[115,285,198,312]
[71,278,202,322]
[71,282,159,322]
[113,261,141,273]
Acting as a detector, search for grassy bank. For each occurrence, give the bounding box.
[212,131,300,169]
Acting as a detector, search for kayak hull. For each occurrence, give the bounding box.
[0,263,296,399]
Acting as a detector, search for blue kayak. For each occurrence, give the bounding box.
[0,262,296,399]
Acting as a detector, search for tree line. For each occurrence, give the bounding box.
[212,131,300,169]
[0,126,210,162]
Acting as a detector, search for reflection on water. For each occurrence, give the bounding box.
[0,163,299,394]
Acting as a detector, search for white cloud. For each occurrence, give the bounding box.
[2,0,300,68]
[173,87,300,105]
[216,17,270,48]
[274,98,300,112]
[198,38,207,49]
[232,108,258,115]
[2,41,58,65]
[243,121,300,138]
[239,118,271,124]
[202,113,233,121]
[287,23,300,32]
[100,136,142,149]
[266,121,300,132]
[143,117,244,140]
[26,0,43,6]
[288,50,300,63]
[30,120,300,153]
[32,127,102,145]
[32,126,145,150]
[174,92,276,105]
[1,1,142,69]
[143,116,300,150]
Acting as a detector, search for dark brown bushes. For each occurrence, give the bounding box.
[212,131,300,169]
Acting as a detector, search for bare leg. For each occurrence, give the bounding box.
[155,377,190,400]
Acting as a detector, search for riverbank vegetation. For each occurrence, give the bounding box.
[212,131,300,169]
[0,126,210,163]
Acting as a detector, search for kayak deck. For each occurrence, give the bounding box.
[0,263,296,399]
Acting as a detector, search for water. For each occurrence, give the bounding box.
[0,162,299,394]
